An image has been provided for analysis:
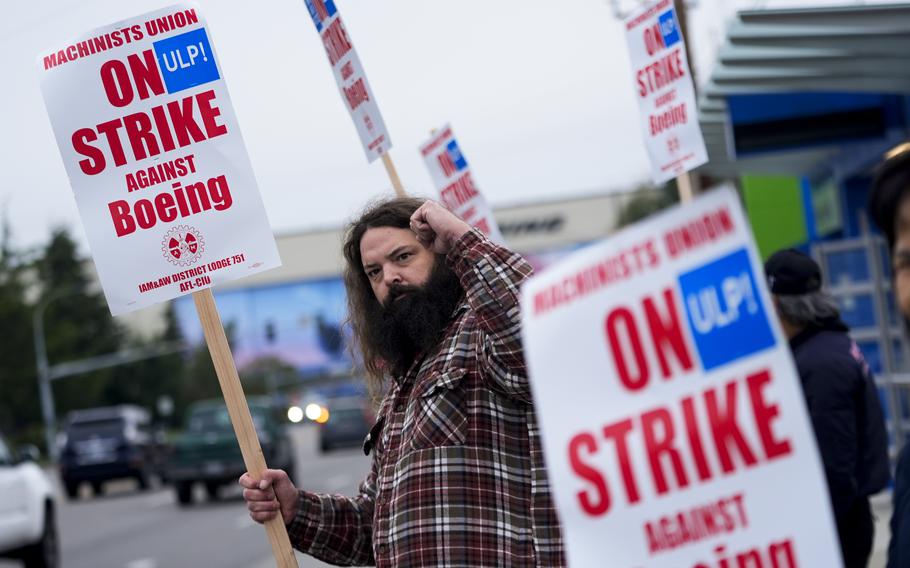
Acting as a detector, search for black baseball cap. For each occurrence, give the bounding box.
[869,148,910,249]
[764,249,822,296]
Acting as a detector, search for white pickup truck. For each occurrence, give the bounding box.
[0,432,58,568]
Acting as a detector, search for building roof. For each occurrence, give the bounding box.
[698,2,910,178]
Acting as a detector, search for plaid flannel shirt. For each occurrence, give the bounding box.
[287,229,566,567]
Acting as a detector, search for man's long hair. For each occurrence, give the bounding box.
[775,290,841,328]
[342,197,427,394]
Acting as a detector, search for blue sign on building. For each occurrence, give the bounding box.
[678,248,776,370]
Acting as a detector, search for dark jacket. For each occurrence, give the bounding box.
[790,317,890,521]
[890,444,910,568]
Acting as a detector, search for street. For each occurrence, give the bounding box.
[0,423,897,568]
[2,425,370,568]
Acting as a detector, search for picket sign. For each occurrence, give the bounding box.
[419,125,504,243]
[624,0,708,186]
[38,5,295,566]
[521,187,842,568]
[301,0,405,197]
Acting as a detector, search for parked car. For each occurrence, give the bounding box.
[58,405,166,498]
[0,431,58,568]
[165,397,296,506]
[318,396,375,453]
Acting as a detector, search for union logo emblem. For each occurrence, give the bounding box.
[162,226,205,266]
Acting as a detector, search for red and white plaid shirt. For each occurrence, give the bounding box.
[287,229,566,567]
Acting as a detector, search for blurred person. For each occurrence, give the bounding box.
[868,149,910,568]
[765,248,890,568]
[239,198,565,567]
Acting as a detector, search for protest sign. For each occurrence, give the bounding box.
[303,0,391,163]
[625,0,707,185]
[38,6,295,566]
[419,125,504,243]
[521,188,841,567]
[38,3,281,316]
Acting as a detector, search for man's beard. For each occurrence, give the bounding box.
[366,257,464,377]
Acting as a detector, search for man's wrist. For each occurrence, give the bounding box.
[446,227,484,262]
[286,490,311,527]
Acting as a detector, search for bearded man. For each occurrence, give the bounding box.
[240,198,565,567]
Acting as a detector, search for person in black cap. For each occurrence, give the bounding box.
[765,248,890,568]
[869,149,910,568]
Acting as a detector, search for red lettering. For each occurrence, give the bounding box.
[747,370,793,460]
[637,48,685,98]
[568,433,610,516]
[154,192,177,222]
[343,78,370,110]
[196,90,227,138]
[641,408,689,494]
[603,419,640,504]
[340,61,354,81]
[705,380,758,473]
[166,96,207,146]
[106,175,232,237]
[643,23,666,56]
[322,18,353,66]
[565,370,785,520]
[768,538,797,567]
[127,50,165,101]
[606,307,649,391]
[681,396,712,481]
[109,200,136,236]
[649,103,688,136]
[439,172,479,210]
[150,105,176,153]
[96,118,128,167]
[438,151,457,177]
[134,200,156,229]
[312,0,331,22]
[122,112,159,161]
[100,59,133,107]
[72,129,105,175]
[643,288,693,379]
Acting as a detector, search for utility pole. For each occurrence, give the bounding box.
[33,289,189,462]
[33,301,57,462]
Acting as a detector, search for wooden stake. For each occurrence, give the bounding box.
[677,171,695,203]
[192,288,298,568]
[381,152,407,197]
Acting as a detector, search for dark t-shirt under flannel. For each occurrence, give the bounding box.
[287,229,566,567]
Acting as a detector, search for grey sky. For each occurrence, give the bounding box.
[0,0,891,253]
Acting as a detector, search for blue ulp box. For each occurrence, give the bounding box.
[446,140,468,171]
[153,28,220,94]
[658,10,681,48]
[677,248,776,371]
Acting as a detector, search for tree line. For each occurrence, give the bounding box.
[0,224,230,452]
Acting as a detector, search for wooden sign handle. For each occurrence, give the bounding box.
[192,288,299,568]
[381,152,407,197]
[677,171,695,203]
